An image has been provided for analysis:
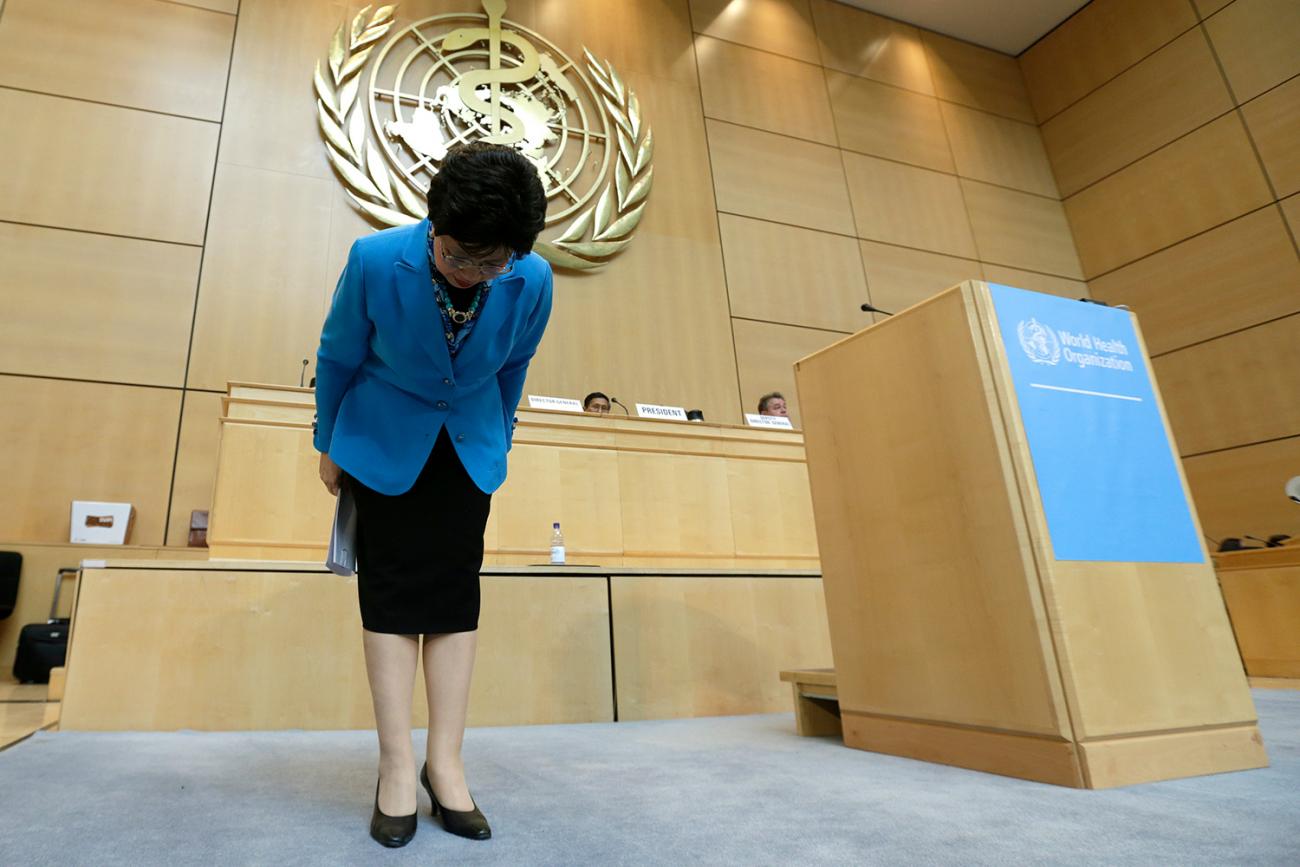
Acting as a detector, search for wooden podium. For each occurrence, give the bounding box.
[795,281,1267,789]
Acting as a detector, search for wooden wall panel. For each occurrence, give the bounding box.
[825,71,954,173]
[523,80,743,425]
[616,453,736,557]
[1019,0,1199,122]
[841,152,977,258]
[1282,194,1300,237]
[1154,314,1300,456]
[1193,0,1234,17]
[166,391,225,547]
[1089,208,1300,355]
[985,266,1089,301]
[733,318,844,426]
[173,0,239,12]
[1184,437,1300,539]
[858,241,982,315]
[920,31,1034,123]
[0,90,217,245]
[532,0,712,87]
[706,119,855,235]
[471,575,615,726]
[0,224,199,387]
[961,181,1083,279]
[810,0,933,95]
[217,0,344,179]
[695,35,836,145]
[611,575,833,720]
[719,214,871,333]
[689,0,821,64]
[0,376,180,545]
[186,164,336,391]
[1216,559,1300,679]
[0,544,207,678]
[727,460,819,559]
[1063,113,1274,278]
[940,103,1058,197]
[0,0,234,121]
[490,444,624,560]
[1204,0,1300,104]
[1241,75,1300,199]
[60,568,614,729]
[1040,29,1235,198]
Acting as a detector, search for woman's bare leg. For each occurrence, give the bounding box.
[421,629,478,811]
[362,629,420,815]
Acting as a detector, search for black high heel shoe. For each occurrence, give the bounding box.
[420,762,491,840]
[369,779,417,848]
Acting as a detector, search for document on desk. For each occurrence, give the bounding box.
[326,485,357,576]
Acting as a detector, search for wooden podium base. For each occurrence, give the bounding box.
[843,711,1267,789]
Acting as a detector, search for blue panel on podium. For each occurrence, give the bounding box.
[987,284,1204,563]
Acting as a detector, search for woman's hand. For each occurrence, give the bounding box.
[319,452,343,496]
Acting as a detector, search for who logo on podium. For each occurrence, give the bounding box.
[313,1,654,270]
[1017,317,1061,366]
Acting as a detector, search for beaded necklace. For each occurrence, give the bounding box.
[426,228,490,358]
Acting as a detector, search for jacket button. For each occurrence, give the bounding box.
[443,378,452,386]
[436,400,448,409]
[456,433,465,442]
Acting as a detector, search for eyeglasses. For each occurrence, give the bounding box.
[438,237,515,277]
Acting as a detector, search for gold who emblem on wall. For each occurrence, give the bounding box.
[313,2,654,271]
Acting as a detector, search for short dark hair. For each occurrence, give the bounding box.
[584,391,609,409]
[426,142,547,256]
[758,392,785,413]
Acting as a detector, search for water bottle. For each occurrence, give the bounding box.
[549,522,565,565]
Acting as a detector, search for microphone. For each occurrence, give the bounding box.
[1217,538,1262,552]
[610,397,630,415]
[1245,534,1291,548]
[860,302,894,316]
[1079,297,1130,310]
[299,359,309,387]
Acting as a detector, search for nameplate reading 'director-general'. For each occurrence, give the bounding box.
[527,395,584,412]
[635,403,688,421]
[744,414,794,429]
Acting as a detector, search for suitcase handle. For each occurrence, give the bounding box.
[50,568,77,622]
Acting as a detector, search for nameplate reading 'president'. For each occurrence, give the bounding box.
[636,403,688,421]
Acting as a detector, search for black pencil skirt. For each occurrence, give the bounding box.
[348,428,492,634]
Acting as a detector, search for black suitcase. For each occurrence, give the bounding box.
[12,568,76,684]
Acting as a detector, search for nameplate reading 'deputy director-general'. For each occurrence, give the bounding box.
[636,403,688,421]
[745,414,794,429]
[527,395,584,412]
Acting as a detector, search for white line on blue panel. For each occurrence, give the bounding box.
[1029,383,1142,402]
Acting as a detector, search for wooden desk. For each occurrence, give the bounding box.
[1214,544,1300,679]
[58,559,832,731]
[209,383,819,570]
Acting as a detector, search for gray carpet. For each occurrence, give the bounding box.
[2,690,1297,866]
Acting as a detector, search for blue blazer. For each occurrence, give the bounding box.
[314,219,552,495]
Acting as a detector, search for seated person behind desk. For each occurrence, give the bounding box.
[758,392,788,417]
[583,392,611,414]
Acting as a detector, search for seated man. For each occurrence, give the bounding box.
[758,392,788,417]
[584,392,612,414]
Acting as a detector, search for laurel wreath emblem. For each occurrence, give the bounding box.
[314,4,653,271]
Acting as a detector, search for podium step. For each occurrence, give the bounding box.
[780,668,840,737]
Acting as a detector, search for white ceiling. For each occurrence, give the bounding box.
[837,0,1091,55]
